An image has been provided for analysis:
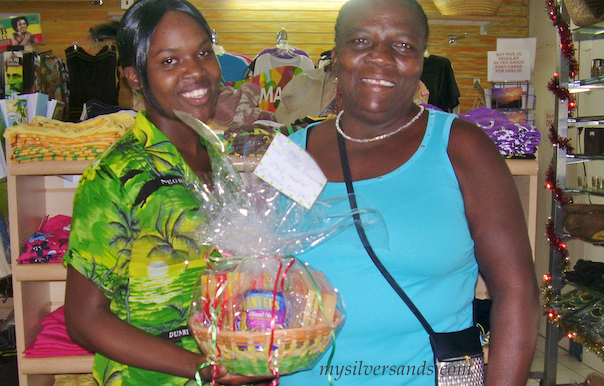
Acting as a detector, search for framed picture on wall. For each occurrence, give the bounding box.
[0,13,44,51]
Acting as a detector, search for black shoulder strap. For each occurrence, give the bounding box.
[336,131,435,336]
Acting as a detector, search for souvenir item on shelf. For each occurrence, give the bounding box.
[3,50,24,97]
[549,288,597,319]
[432,0,502,16]
[565,0,604,27]
[563,204,604,243]
[17,215,71,264]
[22,306,93,358]
[564,260,604,294]
[458,106,541,157]
[65,43,118,122]
[3,111,133,163]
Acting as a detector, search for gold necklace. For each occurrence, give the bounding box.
[335,105,425,143]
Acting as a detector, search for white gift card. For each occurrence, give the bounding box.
[254,132,327,209]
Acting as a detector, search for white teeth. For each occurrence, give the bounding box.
[182,88,207,98]
[362,78,395,87]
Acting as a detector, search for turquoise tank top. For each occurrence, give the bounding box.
[280,109,478,386]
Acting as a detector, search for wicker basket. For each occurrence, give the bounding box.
[432,0,503,16]
[565,0,604,27]
[189,312,343,376]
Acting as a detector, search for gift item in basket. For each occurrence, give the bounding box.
[565,0,604,27]
[563,204,604,242]
[188,256,344,377]
[432,0,502,16]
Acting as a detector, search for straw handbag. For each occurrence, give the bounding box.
[432,0,502,16]
[565,0,604,27]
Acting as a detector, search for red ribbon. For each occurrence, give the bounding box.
[267,257,296,384]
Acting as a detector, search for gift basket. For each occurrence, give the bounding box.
[175,111,385,380]
[189,255,344,377]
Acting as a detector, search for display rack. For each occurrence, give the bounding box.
[489,80,536,126]
[544,2,604,385]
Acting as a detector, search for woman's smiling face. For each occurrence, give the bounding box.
[143,10,221,128]
[332,0,426,119]
[16,19,28,33]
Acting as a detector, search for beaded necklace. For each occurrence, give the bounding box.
[335,105,425,143]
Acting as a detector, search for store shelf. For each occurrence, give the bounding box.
[6,160,90,176]
[12,264,67,282]
[567,154,604,164]
[566,188,604,198]
[427,15,508,34]
[18,354,94,375]
[505,158,538,175]
[572,21,604,42]
[569,77,604,93]
[569,118,604,128]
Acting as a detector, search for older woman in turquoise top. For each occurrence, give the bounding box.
[280,0,540,385]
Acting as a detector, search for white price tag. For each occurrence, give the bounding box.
[254,132,327,209]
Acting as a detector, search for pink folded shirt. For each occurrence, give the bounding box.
[23,306,94,357]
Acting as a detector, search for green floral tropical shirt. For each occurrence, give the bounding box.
[65,112,228,386]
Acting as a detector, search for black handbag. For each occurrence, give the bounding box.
[336,132,485,386]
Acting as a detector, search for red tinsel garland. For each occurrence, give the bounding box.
[548,123,574,153]
[545,163,570,206]
[545,0,579,115]
[543,0,574,293]
[543,160,571,312]
[547,73,576,113]
[545,0,579,79]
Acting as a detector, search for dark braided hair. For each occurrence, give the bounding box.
[334,0,429,49]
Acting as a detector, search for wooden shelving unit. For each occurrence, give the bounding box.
[6,149,93,386]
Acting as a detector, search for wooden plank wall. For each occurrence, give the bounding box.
[1,0,527,113]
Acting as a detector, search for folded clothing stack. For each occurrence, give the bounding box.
[23,306,93,358]
[457,106,541,157]
[565,259,604,294]
[3,112,134,163]
[17,215,71,264]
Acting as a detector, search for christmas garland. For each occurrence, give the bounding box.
[542,0,573,345]
[545,0,578,114]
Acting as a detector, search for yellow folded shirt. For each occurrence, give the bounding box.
[3,112,135,141]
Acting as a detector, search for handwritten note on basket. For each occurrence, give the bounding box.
[254,132,327,209]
